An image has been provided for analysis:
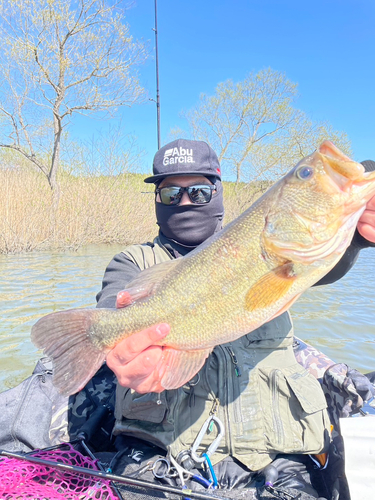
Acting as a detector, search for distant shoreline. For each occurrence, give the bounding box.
[0,169,270,254]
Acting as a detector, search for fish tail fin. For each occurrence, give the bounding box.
[31,309,107,396]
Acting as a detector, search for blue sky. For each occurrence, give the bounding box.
[73,0,375,177]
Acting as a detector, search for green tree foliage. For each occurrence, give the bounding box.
[173,68,351,184]
[0,0,147,194]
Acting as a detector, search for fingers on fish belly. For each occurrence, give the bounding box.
[157,347,212,389]
[31,308,212,395]
[31,309,107,396]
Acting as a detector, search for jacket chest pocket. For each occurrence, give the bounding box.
[258,365,329,454]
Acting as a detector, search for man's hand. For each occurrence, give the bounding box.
[358,194,375,243]
[106,323,169,393]
[106,289,170,393]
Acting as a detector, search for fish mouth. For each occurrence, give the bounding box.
[318,141,365,191]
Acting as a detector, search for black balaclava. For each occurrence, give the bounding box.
[156,179,224,250]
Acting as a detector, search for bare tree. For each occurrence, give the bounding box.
[175,68,351,185]
[64,124,147,177]
[0,0,147,197]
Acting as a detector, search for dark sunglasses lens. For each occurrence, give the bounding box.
[160,187,183,205]
[188,185,213,204]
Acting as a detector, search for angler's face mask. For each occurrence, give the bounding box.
[155,178,224,247]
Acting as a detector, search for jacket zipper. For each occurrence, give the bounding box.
[214,347,231,455]
[224,346,242,425]
[218,345,243,455]
[225,346,242,378]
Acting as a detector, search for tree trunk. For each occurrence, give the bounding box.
[49,110,62,192]
[48,110,62,242]
[236,164,241,184]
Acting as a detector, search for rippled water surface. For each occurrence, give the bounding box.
[0,244,124,392]
[0,244,374,393]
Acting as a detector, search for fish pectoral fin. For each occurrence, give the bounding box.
[124,258,182,301]
[157,347,212,390]
[31,309,107,396]
[245,263,297,312]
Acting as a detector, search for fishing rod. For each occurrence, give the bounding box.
[0,449,227,500]
[153,0,161,149]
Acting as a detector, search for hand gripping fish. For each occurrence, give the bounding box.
[31,141,375,396]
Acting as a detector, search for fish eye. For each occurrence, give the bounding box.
[296,165,314,180]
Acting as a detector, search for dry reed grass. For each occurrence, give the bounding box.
[0,168,268,254]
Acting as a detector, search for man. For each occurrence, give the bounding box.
[96,139,375,498]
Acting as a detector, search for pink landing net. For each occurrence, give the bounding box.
[0,443,119,500]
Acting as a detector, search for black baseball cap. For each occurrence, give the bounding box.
[144,139,222,184]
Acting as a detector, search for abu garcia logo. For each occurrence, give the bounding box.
[163,147,195,165]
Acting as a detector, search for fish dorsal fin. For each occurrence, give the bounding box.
[245,263,297,312]
[157,347,212,390]
[124,258,182,302]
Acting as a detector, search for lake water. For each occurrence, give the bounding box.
[0,244,374,393]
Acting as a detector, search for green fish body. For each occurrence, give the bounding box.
[31,141,375,395]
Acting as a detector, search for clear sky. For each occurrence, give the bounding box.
[72,0,375,178]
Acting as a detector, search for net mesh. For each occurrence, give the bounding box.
[0,443,119,500]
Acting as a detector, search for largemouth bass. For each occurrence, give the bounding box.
[31,141,375,396]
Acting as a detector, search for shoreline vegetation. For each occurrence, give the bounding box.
[1,168,270,255]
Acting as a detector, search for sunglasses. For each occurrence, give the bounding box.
[155,184,216,206]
